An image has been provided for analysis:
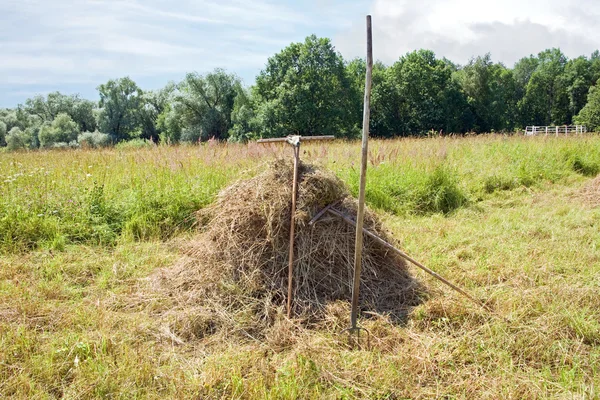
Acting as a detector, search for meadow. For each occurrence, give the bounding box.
[1,134,600,398]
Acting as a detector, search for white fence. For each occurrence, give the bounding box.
[524,125,587,136]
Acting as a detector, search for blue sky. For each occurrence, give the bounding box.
[1,0,599,107]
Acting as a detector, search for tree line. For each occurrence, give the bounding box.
[1,35,600,150]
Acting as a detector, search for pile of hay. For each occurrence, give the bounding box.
[151,159,423,341]
[580,175,600,206]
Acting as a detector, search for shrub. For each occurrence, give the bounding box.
[39,113,79,148]
[6,127,34,151]
[415,165,468,214]
[24,126,41,148]
[78,131,112,148]
[51,141,79,149]
[569,155,599,177]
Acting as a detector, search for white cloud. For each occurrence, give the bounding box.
[334,0,600,66]
[1,0,348,105]
[15,0,597,106]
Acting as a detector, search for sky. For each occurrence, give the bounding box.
[1,0,599,107]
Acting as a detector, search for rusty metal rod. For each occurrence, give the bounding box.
[256,134,334,318]
[327,207,492,313]
[287,145,300,318]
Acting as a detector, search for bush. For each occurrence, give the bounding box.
[415,165,468,214]
[6,127,34,151]
[25,126,40,148]
[569,155,600,177]
[51,141,79,149]
[39,113,79,148]
[345,163,468,215]
[78,131,112,148]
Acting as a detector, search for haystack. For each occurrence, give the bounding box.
[152,159,423,340]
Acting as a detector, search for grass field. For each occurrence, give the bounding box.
[1,134,600,398]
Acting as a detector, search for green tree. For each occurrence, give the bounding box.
[456,54,518,132]
[156,104,182,144]
[71,98,97,132]
[7,107,43,147]
[513,56,539,97]
[0,120,6,146]
[38,113,79,147]
[254,35,357,138]
[97,77,143,141]
[228,86,258,142]
[591,50,600,84]
[0,109,19,133]
[172,69,239,142]
[138,83,175,141]
[387,50,469,135]
[575,85,600,131]
[346,59,400,137]
[513,55,540,126]
[564,56,594,118]
[520,49,569,125]
[24,92,96,132]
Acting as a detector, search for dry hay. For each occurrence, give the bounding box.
[150,159,424,342]
[580,175,600,206]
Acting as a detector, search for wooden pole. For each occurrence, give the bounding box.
[350,15,373,330]
[287,145,300,318]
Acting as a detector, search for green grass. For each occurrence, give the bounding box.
[1,134,600,398]
[0,145,252,252]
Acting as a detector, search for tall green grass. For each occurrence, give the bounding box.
[332,135,600,214]
[1,135,599,252]
[0,145,260,252]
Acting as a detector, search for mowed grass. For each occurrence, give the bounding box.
[1,134,600,398]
